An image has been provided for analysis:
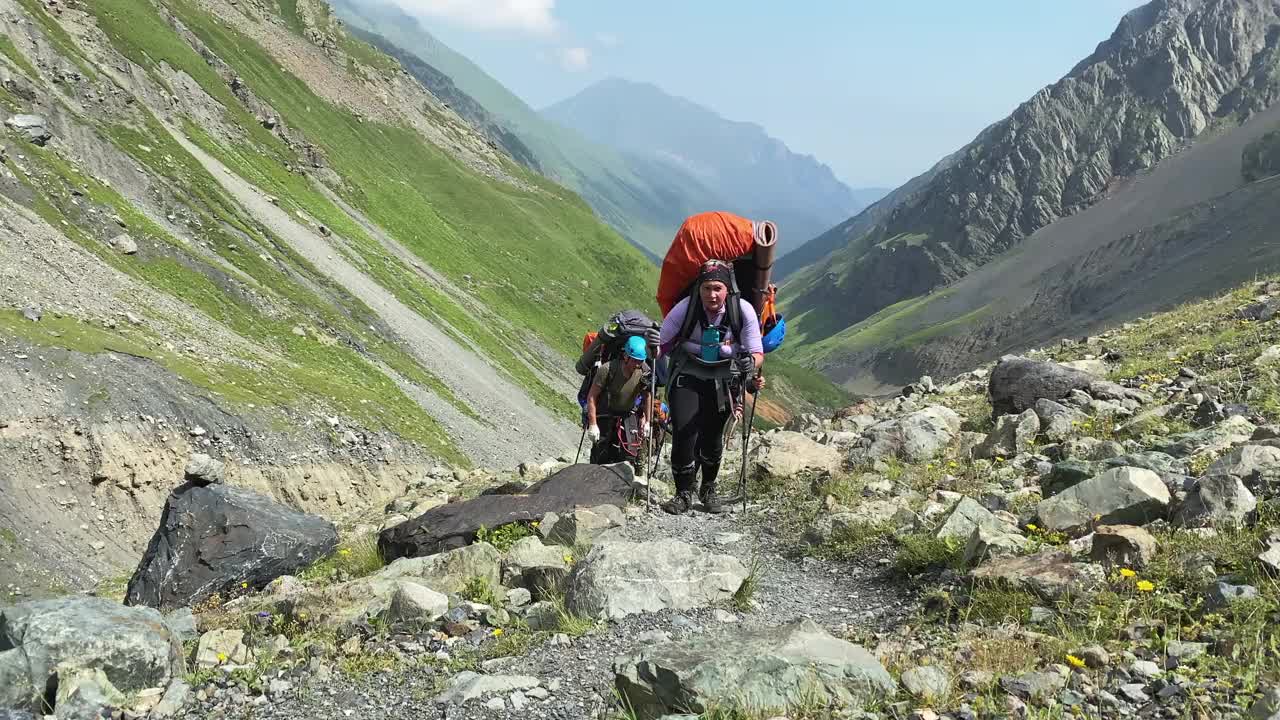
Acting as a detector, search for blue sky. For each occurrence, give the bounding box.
[379,1,1147,188]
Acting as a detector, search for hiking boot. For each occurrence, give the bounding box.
[662,491,694,515]
[699,483,727,514]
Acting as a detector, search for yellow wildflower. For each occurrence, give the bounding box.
[1065,654,1086,669]
[216,652,228,664]
[240,581,248,589]
[492,628,504,637]
[1119,568,1136,578]
[1026,523,1038,531]
[1136,580,1155,592]
[948,461,958,468]
[563,554,574,564]
[995,456,1005,463]
[339,548,352,557]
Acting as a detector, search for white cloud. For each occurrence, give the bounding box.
[392,0,558,35]
[558,46,590,71]
[595,32,619,48]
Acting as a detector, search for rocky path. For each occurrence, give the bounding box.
[204,502,914,720]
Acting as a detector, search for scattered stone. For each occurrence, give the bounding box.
[750,431,842,481]
[1036,467,1170,532]
[1250,686,1280,719]
[183,453,224,485]
[999,670,1067,702]
[1090,525,1158,569]
[971,549,1105,600]
[4,114,51,146]
[1162,416,1257,457]
[989,356,1141,416]
[900,665,951,701]
[1034,399,1087,442]
[1072,645,1110,668]
[196,629,251,668]
[565,539,746,619]
[613,619,894,717]
[963,524,1028,566]
[974,409,1039,459]
[110,233,138,255]
[433,671,539,704]
[855,406,961,462]
[20,305,40,322]
[1178,474,1257,528]
[1207,581,1259,609]
[125,481,338,611]
[387,580,449,624]
[936,496,1012,541]
[544,505,625,546]
[1207,444,1280,484]
[1260,533,1280,575]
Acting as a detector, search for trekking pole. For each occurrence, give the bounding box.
[574,422,587,465]
[644,370,656,510]
[739,381,760,514]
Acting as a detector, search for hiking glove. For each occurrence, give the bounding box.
[733,355,756,377]
[588,424,600,441]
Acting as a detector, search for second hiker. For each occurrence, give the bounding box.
[659,259,763,515]
[585,335,652,467]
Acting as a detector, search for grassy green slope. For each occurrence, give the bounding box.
[0,0,674,462]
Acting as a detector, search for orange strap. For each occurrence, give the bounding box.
[760,284,779,326]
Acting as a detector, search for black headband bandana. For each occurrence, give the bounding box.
[698,261,733,288]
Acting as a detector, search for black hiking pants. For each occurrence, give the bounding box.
[668,374,730,495]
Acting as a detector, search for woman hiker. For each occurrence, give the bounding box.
[658,259,764,515]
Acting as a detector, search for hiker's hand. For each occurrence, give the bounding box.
[588,424,600,441]
[733,355,756,376]
[756,373,766,390]
[640,423,650,439]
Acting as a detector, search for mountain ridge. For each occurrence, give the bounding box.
[783,0,1280,385]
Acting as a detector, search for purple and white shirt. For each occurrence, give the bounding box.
[659,297,763,358]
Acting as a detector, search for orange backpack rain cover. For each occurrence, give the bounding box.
[656,211,756,317]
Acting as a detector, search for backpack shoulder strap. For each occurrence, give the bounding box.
[727,295,743,342]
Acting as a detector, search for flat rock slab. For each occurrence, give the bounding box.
[613,618,895,718]
[1036,466,1170,532]
[566,539,747,619]
[434,671,539,705]
[971,549,1105,601]
[380,464,633,561]
[125,481,338,611]
[0,597,184,715]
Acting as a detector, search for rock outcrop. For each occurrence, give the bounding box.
[125,481,339,611]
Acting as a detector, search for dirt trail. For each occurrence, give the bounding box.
[167,130,579,467]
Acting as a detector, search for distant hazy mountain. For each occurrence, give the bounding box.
[544,78,881,254]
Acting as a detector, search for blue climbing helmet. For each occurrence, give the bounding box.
[623,334,648,361]
[762,314,786,353]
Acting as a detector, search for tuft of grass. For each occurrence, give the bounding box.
[732,556,762,612]
[474,522,537,553]
[300,535,385,584]
[460,575,502,607]
[892,533,964,576]
[0,34,39,79]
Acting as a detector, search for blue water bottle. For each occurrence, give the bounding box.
[700,326,721,361]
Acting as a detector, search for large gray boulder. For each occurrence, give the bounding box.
[1206,444,1280,485]
[989,357,1141,416]
[125,481,338,611]
[856,406,960,463]
[565,540,746,619]
[750,431,842,482]
[613,619,894,718]
[0,597,185,715]
[1036,467,1170,532]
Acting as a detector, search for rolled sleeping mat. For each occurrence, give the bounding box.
[750,221,778,314]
